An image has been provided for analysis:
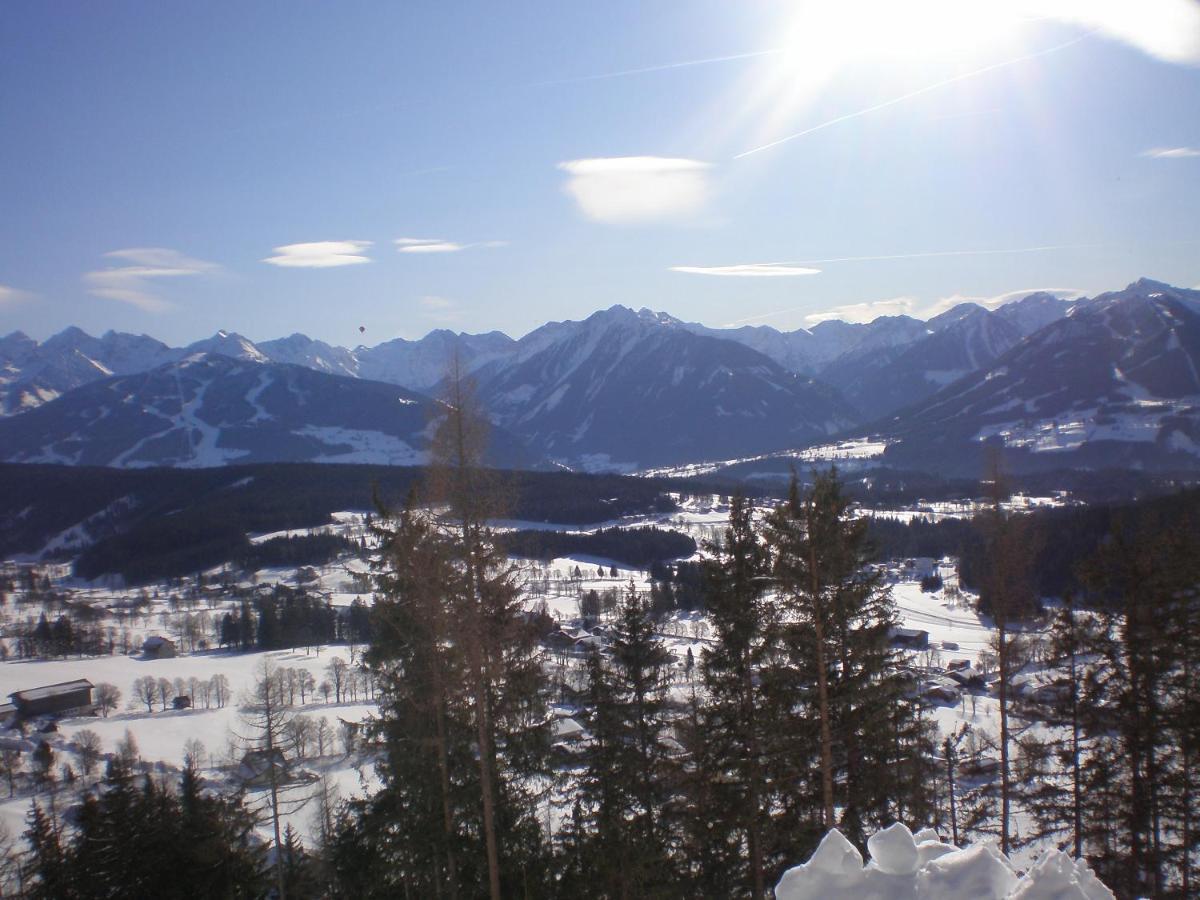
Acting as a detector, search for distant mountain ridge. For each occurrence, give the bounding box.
[469,305,855,470]
[4,280,1198,473]
[1,291,1075,419]
[872,279,1200,473]
[0,355,533,469]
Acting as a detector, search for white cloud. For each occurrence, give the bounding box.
[263,240,372,268]
[918,286,1086,319]
[801,287,1087,326]
[396,238,462,253]
[1033,0,1200,65]
[805,297,919,325]
[395,238,508,254]
[671,263,821,277]
[84,248,218,312]
[1142,146,1200,158]
[558,156,711,224]
[0,284,34,306]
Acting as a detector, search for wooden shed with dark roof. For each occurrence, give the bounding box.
[10,679,94,718]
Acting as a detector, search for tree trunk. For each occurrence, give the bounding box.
[809,536,835,830]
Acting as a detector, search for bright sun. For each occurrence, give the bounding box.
[780,0,1025,68]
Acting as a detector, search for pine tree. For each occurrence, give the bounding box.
[1075,509,1200,897]
[334,363,551,898]
[974,461,1040,857]
[22,803,68,900]
[570,584,681,896]
[697,492,775,897]
[1018,592,1099,858]
[763,470,934,848]
[333,490,475,897]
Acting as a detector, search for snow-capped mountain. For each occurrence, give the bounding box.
[875,279,1200,473]
[471,305,857,470]
[257,333,361,378]
[684,314,931,376]
[820,303,1028,423]
[0,327,182,415]
[4,280,1196,475]
[183,330,271,363]
[693,293,1076,422]
[0,355,533,469]
[355,329,515,394]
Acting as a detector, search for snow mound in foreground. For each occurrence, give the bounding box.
[776,823,1114,900]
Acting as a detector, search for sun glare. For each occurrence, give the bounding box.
[780,0,1024,68]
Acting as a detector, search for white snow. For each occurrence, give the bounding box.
[776,823,1114,900]
[296,425,426,465]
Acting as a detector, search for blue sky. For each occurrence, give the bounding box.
[2,1,1199,346]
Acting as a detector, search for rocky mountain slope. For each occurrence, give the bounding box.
[875,279,1200,473]
[0,355,532,469]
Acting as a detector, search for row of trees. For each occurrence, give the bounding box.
[1014,515,1200,898]
[217,591,372,653]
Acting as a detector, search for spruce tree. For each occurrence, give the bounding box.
[335,363,552,898]
[763,470,934,848]
[570,584,681,896]
[697,492,775,897]
[1076,509,1200,897]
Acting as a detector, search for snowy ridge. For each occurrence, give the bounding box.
[776,824,1113,900]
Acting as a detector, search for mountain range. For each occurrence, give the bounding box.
[2,279,1198,474]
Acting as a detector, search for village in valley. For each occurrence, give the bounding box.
[0,491,1087,870]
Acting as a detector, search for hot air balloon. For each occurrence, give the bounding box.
[359,325,366,334]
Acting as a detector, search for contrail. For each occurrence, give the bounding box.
[734,33,1091,159]
[530,48,783,87]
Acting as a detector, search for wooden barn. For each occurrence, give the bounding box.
[142,635,177,659]
[10,679,94,718]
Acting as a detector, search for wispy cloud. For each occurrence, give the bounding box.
[803,297,920,326]
[396,239,464,254]
[726,286,1085,328]
[919,287,1086,318]
[84,248,218,312]
[395,238,508,254]
[531,49,782,87]
[263,241,372,268]
[558,157,711,224]
[1142,146,1200,158]
[0,284,34,306]
[672,264,820,277]
[419,295,463,323]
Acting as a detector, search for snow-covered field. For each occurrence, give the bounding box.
[0,493,1077,876]
[0,644,376,847]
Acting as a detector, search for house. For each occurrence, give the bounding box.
[573,634,608,653]
[902,558,938,580]
[238,748,291,787]
[919,677,960,705]
[552,717,586,743]
[889,626,930,651]
[10,680,94,718]
[960,756,1001,779]
[542,629,578,652]
[946,667,986,690]
[142,636,176,659]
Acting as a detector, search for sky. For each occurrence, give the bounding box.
[2,1,1200,347]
